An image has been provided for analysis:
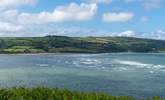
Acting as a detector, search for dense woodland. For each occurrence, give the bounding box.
[0,36,165,53]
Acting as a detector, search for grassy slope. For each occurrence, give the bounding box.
[0,87,163,100]
[0,36,165,53]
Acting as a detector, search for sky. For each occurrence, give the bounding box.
[0,0,165,39]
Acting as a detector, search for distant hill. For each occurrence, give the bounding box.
[0,36,165,53]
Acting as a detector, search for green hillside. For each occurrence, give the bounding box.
[0,36,165,53]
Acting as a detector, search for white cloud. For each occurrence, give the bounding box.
[111,29,165,40]
[0,2,98,37]
[103,12,134,22]
[0,0,37,10]
[123,0,162,10]
[86,0,111,4]
[0,2,97,25]
[142,0,162,10]
[123,0,135,3]
[140,17,149,22]
[117,30,136,37]
[0,9,18,23]
[14,3,97,24]
[0,21,23,33]
[150,30,165,40]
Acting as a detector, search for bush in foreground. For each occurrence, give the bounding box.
[0,87,164,100]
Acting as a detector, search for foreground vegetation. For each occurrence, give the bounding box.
[0,36,165,53]
[0,87,164,100]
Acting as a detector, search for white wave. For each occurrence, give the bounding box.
[73,61,80,67]
[80,59,102,65]
[149,70,154,74]
[113,67,129,71]
[36,64,49,67]
[114,59,165,70]
[153,65,164,69]
[114,60,150,67]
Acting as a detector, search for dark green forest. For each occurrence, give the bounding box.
[0,36,165,53]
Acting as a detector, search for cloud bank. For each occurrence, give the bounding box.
[0,0,163,40]
[103,12,134,22]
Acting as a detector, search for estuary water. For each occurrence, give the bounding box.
[0,53,165,97]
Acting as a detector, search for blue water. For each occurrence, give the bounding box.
[0,53,165,97]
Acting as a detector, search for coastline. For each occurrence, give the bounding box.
[0,52,165,55]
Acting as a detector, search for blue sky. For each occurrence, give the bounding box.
[0,0,165,39]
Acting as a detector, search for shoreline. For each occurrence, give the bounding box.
[0,52,165,55]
